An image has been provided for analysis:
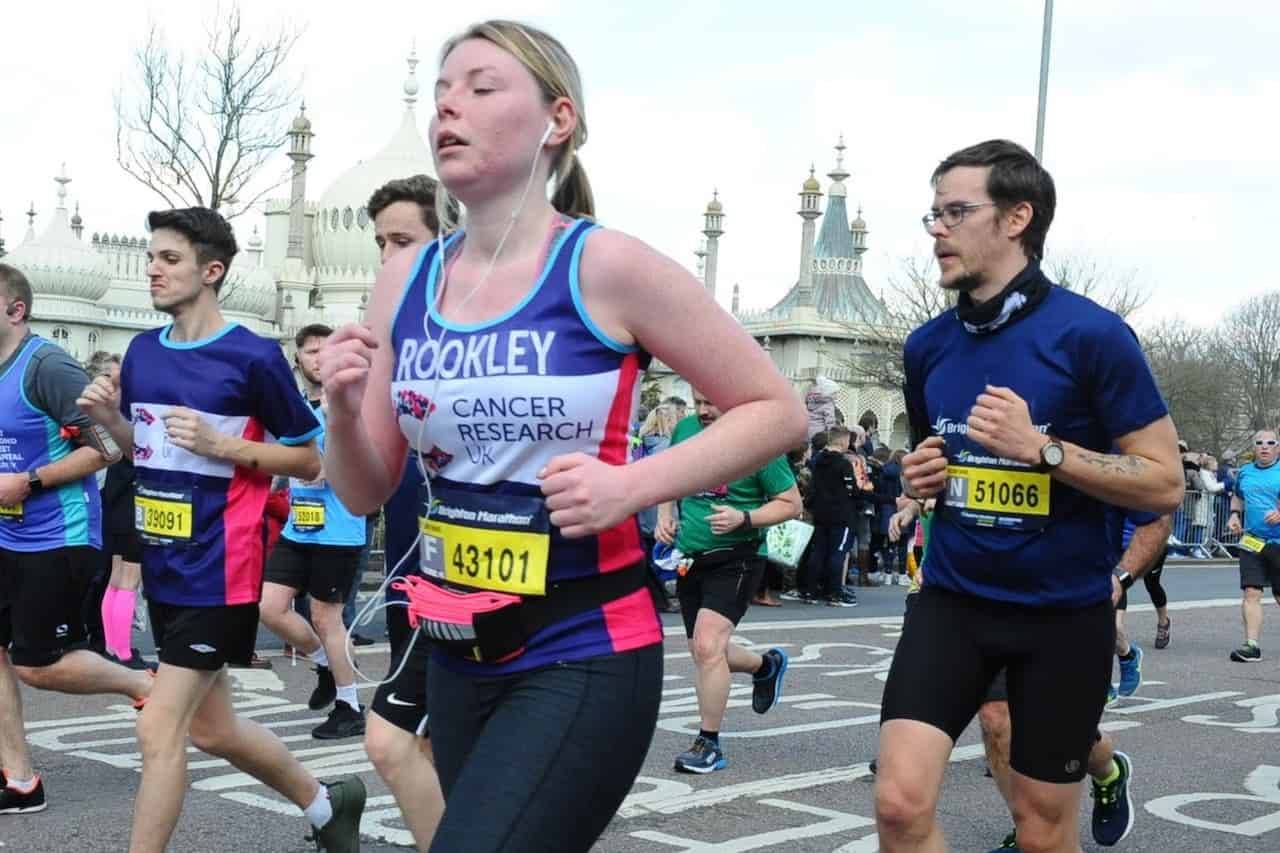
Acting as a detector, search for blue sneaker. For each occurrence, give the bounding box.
[1106,684,1119,706]
[1117,645,1143,697]
[674,735,727,774]
[752,648,788,714]
[1091,750,1135,846]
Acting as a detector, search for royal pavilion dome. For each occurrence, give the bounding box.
[7,166,111,306]
[311,48,435,280]
[221,226,276,319]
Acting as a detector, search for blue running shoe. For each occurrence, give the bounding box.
[674,735,727,774]
[1106,684,1119,706]
[1118,645,1143,697]
[1091,750,1135,846]
[753,648,788,714]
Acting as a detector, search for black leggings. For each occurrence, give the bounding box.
[426,645,663,853]
[1117,549,1169,611]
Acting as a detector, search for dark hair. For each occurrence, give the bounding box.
[873,446,891,463]
[827,425,852,444]
[662,395,688,410]
[858,411,878,431]
[891,449,907,465]
[0,263,34,321]
[810,431,828,455]
[931,139,1056,261]
[294,323,333,350]
[366,175,453,235]
[146,207,239,292]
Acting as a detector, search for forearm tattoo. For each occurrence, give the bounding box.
[1074,449,1148,475]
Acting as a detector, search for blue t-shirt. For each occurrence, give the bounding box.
[1116,508,1161,556]
[121,323,322,606]
[904,285,1169,607]
[1236,461,1280,542]
[282,403,367,548]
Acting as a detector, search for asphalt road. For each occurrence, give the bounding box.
[5,562,1280,852]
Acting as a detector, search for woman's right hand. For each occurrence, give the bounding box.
[319,324,379,424]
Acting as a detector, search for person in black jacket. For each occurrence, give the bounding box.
[804,426,858,607]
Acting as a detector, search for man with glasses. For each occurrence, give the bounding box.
[1225,429,1280,662]
[875,139,1183,853]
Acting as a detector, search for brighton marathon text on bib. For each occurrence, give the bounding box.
[1240,534,1267,554]
[943,463,1050,531]
[418,486,551,596]
[0,501,22,522]
[290,494,326,532]
[135,482,193,546]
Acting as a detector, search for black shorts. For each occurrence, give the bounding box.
[1239,543,1280,591]
[371,605,431,736]
[676,553,764,638]
[882,585,1114,784]
[263,538,361,603]
[149,601,259,671]
[904,591,1006,703]
[0,546,96,667]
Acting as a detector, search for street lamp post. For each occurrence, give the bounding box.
[1034,0,1054,161]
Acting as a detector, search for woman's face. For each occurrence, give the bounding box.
[431,38,550,202]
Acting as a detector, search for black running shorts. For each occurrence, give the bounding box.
[676,555,764,638]
[882,585,1114,784]
[264,538,362,604]
[903,589,1007,704]
[1239,543,1280,591]
[1117,548,1167,611]
[148,601,259,671]
[0,546,96,667]
[371,606,431,736]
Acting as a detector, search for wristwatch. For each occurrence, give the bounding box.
[1037,439,1065,473]
[1115,569,1135,590]
[27,469,44,494]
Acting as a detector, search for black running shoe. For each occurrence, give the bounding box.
[308,776,367,851]
[1230,642,1262,663]
[0,777,47,814]
[312,702,365,740]
[987,830,1019,851]
[1091,750,1135,846]
[309,665,337,711]
[349,632,375,647]
[752,648,789,714]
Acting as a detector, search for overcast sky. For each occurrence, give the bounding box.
[2,0,1274,327]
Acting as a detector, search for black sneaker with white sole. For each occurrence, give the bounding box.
[0,777,47,814]
[312,702,365,740]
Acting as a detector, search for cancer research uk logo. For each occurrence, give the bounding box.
[395,389,437,421]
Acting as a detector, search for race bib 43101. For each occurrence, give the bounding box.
[417,486,551,596]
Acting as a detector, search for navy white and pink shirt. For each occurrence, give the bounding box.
[121,323,321,606]
[390,218,662,674]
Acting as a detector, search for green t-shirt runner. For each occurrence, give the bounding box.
[669,415,797,555]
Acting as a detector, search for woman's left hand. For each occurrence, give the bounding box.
[539,453,637,538]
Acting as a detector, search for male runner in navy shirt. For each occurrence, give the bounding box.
[874,140,1183,853]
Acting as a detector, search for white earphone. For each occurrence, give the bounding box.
[539,119,555,147]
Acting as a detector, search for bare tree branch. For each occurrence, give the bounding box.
[1044,256,1149,320]
[114,4,303,219]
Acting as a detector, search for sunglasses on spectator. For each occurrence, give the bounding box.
[1256,440,1278,447]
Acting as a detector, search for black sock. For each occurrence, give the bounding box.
[755,654,774,678]
[699,728,719,743]
[1119,648,1136,661]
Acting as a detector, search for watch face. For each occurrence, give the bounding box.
[1044,443,1065,467]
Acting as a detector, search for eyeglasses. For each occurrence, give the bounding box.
[921,202,996,231]
[1256,440,1278,447]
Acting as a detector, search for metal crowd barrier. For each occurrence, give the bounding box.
[1167,488,1238,560]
